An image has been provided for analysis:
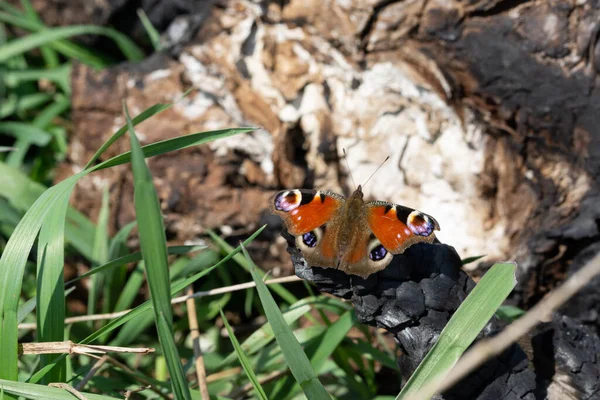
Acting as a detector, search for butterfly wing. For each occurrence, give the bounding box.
[270,189,345,235]
[270,189,345,268]
[366,201,440,255]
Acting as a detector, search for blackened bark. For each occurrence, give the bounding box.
[284,229,600,399]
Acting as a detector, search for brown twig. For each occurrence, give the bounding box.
[229,369,289,398]
[171,275,301,303]
[75,355,108,391]
[18,276,302,330]
[204,367,242,384]
[186,285,210,400]
[48,383,87,400]
[124,385,152,399]
[104,355,170,400]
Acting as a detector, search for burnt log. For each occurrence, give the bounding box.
[284,229,600,399]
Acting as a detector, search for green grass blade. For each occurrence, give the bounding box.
[35,192,70,383]
[125,103,191,400]
[108,221,136,259]
[0,97,251,383]
[112,262,144,313]
[241,246,331,400]
[0,378,120,399]
[219,303,312,367]
[0,10,109,67]
[0,163,95,259]
[0,92,52,117]
[65,245,205,285]
[208,231,298,305]
[271,311,356,399]
[219,309,269,400]
[19,0,60,68]
[3,64,71,93]
[94,127,256,171]
[0,174,79,380]
[0,25,144,62]
[495,305,525,322]
[137,9,161,50]
[0,121,51,146]
[461,255,486,265]
[83,103,172,169]
[18,287,75,324]
[397,262,517,400]
[64,208,96,259]
[349,339,399,371]
[307,311,355,371]
[88,186,110,320]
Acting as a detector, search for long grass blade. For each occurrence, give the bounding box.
[88,186,110,321]
[0,25,143,62]
[125,103,191,400]
[35,191,70,383]
[0,174,79,380]
[0,378,119,399]
[94,127,256,171]
[271,311,355,398]
[0,121,51,146]
[65,245,205,285]
[220,309,269,400]
[208,231,298,305]
[397,262,517,400]
[137,9,161,50]
[0,162,95,259]
[219,302,312,367]
[241,245,331,400]
[0,5,110,67]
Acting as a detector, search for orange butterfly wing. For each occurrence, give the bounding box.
[270,190,345,236]
[366,202,440,254]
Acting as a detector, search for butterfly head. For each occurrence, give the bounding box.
[348,184,364,201]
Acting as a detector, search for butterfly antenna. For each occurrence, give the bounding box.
[363,156,390,189]
[342,148,357,190]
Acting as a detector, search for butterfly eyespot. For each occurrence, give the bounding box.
[274,190,301,212]
[296,227,323,252]
[407,211,436,237]
[302,231,318,248]
[367,238,392,267]
[369,244,388,261]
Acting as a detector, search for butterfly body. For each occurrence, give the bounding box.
[270,185,440,278]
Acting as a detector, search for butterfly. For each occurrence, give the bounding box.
[270,185,440,278]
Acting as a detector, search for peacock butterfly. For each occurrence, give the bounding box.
[270,176,440,279]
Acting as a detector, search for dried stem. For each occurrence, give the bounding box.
[186,285,210,400]
[104,355,170,400]
[18,275,301,330]
[75,355,108,391]
[229,369,289,398]
[48,383,87,400]
[19,341,154,355]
